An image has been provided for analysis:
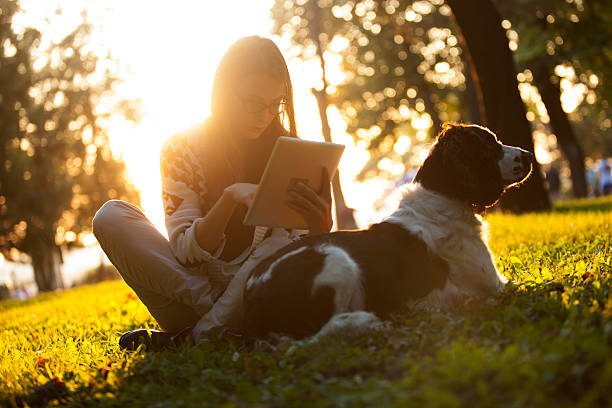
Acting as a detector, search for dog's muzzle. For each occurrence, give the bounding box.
[500,146,533,184]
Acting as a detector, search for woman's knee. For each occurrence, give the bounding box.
[92,200,132,240]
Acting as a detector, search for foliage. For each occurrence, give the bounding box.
[273,0,611,185]
[0,196,610,407]
[493,0,612,158]
[0,1,141,291]
[272,0,475,180]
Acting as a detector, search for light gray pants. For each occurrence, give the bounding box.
[92,200,220,333]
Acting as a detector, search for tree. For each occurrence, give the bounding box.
[0,2,141,292]
[272,0,474,187]
[273,0,550,212]
[272,0,359,229]
[446,0,551,212]
[494,0,612,197]
[534,62,588,197]
[498,0,612,197]
[308,3,358,229]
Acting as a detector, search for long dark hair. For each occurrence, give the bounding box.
[200,36,298,260]
[201,36,297,201]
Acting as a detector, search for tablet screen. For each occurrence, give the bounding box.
[243,137,345,229]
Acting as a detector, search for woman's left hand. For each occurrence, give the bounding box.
[286,168,333,235]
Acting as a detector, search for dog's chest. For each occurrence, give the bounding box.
[395,214,499,295]
[436,231,498,291]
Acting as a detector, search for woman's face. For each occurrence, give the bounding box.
[230,73,286,140]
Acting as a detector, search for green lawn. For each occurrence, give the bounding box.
[1,197,611,407]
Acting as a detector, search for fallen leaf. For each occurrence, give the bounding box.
[35,357,48,368]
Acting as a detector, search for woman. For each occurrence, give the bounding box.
[92,36,333,350]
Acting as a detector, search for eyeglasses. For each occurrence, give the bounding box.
[237,95,287,115]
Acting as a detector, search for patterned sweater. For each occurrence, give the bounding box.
[159,123,303,277]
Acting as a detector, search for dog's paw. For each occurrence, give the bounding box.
[309,311,384,343]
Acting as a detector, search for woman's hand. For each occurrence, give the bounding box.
[286,168,333,235]
[224,183,258,207]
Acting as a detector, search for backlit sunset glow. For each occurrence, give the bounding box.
[16,0,403,241]
[13,0,593,246]
[2,2,610,402]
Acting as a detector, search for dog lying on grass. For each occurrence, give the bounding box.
[243,123,533,339]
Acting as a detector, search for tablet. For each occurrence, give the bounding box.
[243,136,345,229]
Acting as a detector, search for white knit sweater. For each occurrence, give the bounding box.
[159,123,303,273]
[160,124,267,267]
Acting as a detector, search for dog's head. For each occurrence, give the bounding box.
[413,123,533,212]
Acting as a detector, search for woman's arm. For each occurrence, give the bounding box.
[195,183,258,254]
[160,129,257,266]
[194,189,236,254]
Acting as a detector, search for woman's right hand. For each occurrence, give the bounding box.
[224,183,258,207]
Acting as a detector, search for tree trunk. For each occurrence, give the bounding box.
[310,2,358,230]
[533,65,587,198]
[312,88,358,230]
[447,0,551,213]
[31,234,64,292]
[463,62,483,124]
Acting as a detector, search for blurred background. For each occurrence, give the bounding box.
[1,0,610,299]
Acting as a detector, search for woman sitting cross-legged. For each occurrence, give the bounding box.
[92,36,333,351]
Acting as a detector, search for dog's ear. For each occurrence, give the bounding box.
[440,131,483,204]
[443,127,505,210]
[414,124,505,211]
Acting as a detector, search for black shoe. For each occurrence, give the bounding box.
[119,326,193,351]
[119,329,171,351]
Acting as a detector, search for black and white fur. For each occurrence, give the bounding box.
[243,124,533,339]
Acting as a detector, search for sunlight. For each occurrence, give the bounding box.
[14,0,595,243]
[533,130,556,164]
[16,0,393,238]
[3,2,611,399]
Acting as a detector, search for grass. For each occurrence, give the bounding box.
[1,196,610,407]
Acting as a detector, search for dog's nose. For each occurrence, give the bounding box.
[521,151,533,168]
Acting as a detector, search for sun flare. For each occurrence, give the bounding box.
[15,0,588,245]
[15,0,396,237]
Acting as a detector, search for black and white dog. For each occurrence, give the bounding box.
[243,123,533,339]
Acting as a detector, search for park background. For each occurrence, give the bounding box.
[1,1,611,407]
[0,0,610,296]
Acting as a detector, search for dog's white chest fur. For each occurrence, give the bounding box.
[385,183,507,308]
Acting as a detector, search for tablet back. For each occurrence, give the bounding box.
[243,137,345,229]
